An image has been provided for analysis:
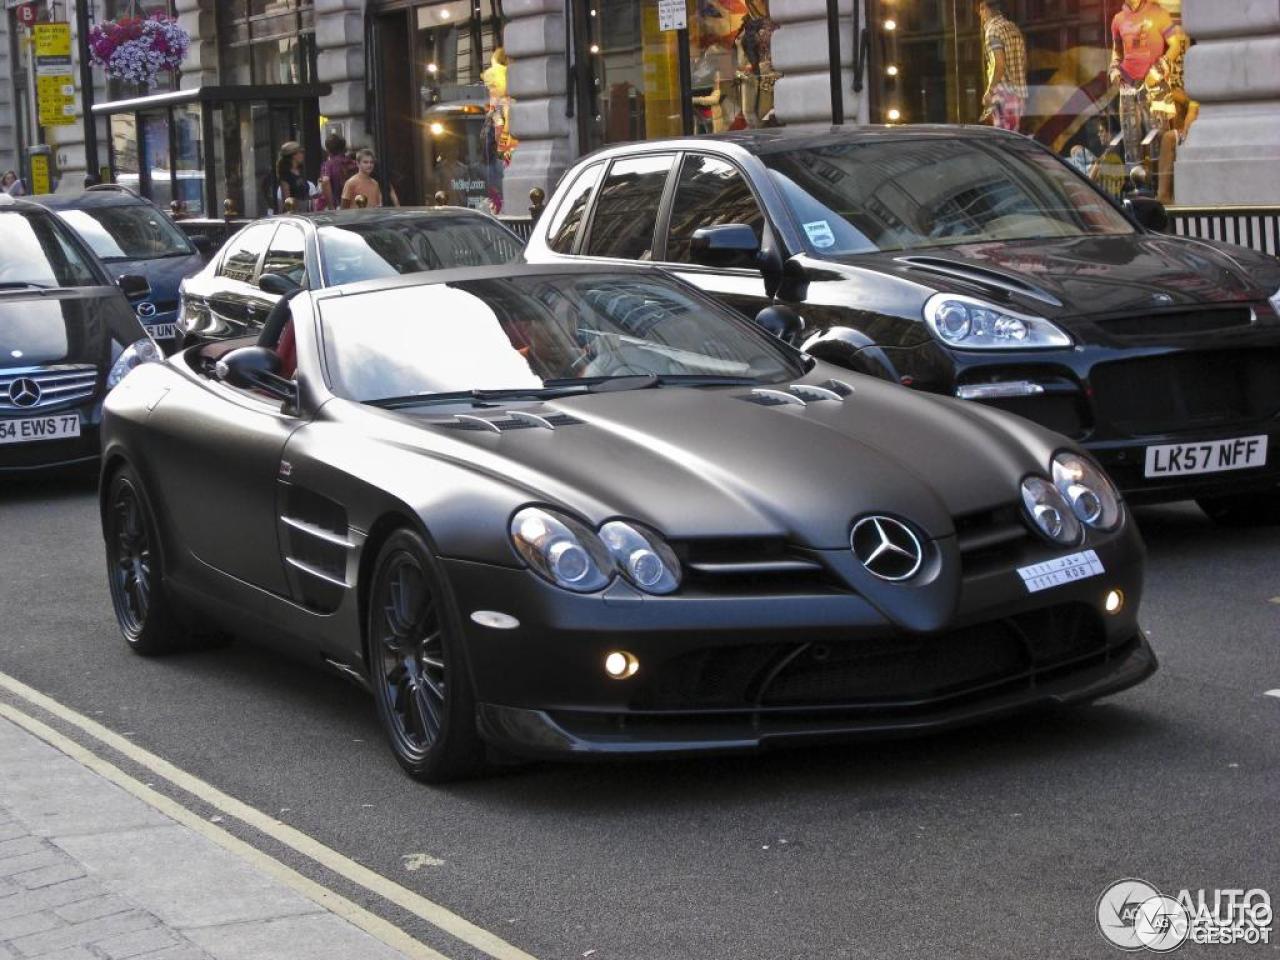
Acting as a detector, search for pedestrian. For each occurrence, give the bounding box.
[976,0,1027,133]
[341,149,390,209]
[318,133,356,211]
[273,141,313,213]
[2,170,26,196]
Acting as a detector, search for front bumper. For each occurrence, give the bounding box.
[443,523,1150,759]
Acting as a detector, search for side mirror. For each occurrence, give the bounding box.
[215,345,296,402]
[1125,196,1170,233]
[258,272,301,296]
[754,304,804,344]
[690,224,761,270]
[117,274,150,301]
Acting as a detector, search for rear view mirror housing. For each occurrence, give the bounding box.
[690,224,761,270]
[117,274,150,301]
[216,345,296,404]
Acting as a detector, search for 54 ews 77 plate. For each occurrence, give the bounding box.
[0,414,81,445]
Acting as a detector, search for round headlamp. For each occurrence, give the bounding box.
[1052,453,1122,531]
[510,507,613,592]
[599,520,681,595]
[924,294,1071,350]
[1021,476,1082,545]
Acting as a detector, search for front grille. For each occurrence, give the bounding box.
[635,604,1108,711]
[0,365,98,412]
[954,504,1031,575]
[675,538,838,594]
[1091,349,1280,436]
[1098,307,1254,339]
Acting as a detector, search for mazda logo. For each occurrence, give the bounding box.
[136,301,157,318]
[8,377,42,408]
[851,516,924,581]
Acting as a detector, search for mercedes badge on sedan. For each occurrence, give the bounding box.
[100,264,1155,781]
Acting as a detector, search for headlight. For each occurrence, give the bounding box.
[1270,286,1280,316]
[1021,476,1082,545]
[510,507,613,592]
[106,337,164,390]
[1052,452,1122,530]
[599,520,682,595]
[924,294,1071,350]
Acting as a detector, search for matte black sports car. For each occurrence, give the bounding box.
[523,127,1280,523]
[100,264,1154,781]
[1,195,162,472]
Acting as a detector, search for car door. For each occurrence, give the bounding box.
[658,153,775,321]
[206,223,277,337]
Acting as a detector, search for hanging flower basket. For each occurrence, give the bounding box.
[88,14,190,87]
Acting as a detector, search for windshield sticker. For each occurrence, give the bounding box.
[802,220,836,249]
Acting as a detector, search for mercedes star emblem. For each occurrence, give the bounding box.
[136,301,157,318]
[8,377,42,408]
[851,516,924,581]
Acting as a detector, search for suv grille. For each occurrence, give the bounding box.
[0,365,99,412]
[1098,308,1254,339]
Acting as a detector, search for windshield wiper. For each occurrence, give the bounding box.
[0,281,52,290]
[367,385,593,408]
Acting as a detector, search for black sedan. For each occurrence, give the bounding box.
[178,206,524,346]
[523,127,1280,523]
[0,195,161,472]
[101,264,1153,781]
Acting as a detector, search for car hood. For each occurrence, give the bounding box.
[102,253,204,303]
[826,234,1280,320]
[0,289,146,368]
[400,366,1058,550]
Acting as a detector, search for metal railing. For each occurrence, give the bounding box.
[1168,206,1280,258]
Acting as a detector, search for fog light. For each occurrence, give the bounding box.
[1105,589,1124,614]
[604,650,639,679]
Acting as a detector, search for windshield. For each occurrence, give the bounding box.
[56,205,192,260]
[318,215,523,285]
[763,137,1134,256]
[319,273,801,404]
[0,210,101,288]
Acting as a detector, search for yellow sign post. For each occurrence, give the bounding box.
[29,153,51,196]
[33,22,76,128]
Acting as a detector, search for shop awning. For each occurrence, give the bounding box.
[92,84,333,116]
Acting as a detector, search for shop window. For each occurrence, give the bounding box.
[584,155,674,261]
[689,0,779,132]
[665,155,764,263]
[546,163,604,254]
[261,224,307,287]
[218,223,275,284]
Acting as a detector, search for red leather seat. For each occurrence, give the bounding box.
[276,321,297,379]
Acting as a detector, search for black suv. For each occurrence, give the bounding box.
[525,127,1280,522]
[0,195,161,471]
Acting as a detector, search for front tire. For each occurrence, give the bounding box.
[367,529,484,782]
[1197,490,1280,526]
[104,466,186,656]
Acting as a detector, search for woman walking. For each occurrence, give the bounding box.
[273,141,313,213]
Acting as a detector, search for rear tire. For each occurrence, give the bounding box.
[366,528,485,783]
[104,465,188,656]
[1196,491,1280,526]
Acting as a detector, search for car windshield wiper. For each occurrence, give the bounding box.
[0,281,52,290]
[366,385,594,409]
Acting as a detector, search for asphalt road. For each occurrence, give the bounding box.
[1,470,1277,960]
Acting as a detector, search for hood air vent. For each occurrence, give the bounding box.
[743,380,854,407]
[896,256,1063,308]
[441,412,584,433]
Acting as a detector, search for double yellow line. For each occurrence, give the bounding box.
[0,670,539,960]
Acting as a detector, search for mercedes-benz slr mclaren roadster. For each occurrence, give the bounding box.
[100,264,1155,781]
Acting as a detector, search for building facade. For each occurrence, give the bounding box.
[1,0,1276,214]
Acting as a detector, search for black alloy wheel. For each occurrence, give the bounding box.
[367,528,483,782]
[104,466,184,655]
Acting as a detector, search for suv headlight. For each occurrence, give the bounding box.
[510,507,613,592]
[599,520,682,595]
[924,294,1071,350]
[1052,452,1122,530]
[1021,476,1082,545]
[106,337,164,390]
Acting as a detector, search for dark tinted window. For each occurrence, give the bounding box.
[261,224,307,286]
[546,163,603,254]
[217,223,275,282]
[318,215,521,285]
[0,210,99,288]
[584,154,674,260]
[57,205,192,260]
[665,155,765,263]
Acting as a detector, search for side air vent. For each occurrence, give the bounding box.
[896,256,1063,308]
[279,486,351,613]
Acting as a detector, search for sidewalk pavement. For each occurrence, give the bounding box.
[0,714,418,960]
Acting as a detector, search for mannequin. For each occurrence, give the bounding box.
[1108,0,1184,164]
[735,0,779,127]
[691,42,735,133]
[481,48,516,213]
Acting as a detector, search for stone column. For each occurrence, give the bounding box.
[1174,0,1280,205]
[174,0,218,89]
[770,0,868,128]
[315,0,371,148]
[502,0,572,216]
[0,16,18,178]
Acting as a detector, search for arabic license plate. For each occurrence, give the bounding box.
[0,414,81,445]
[1144,435,1267,478]
[145,323,177,340]
[1017,550,1105,594]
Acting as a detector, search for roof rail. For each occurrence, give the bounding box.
[86,183,142,199]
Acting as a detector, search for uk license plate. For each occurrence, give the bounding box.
[0,414,81,445]
[1017,550,1105,594]
[1144,435,1267,478]
[145,323,177,340]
